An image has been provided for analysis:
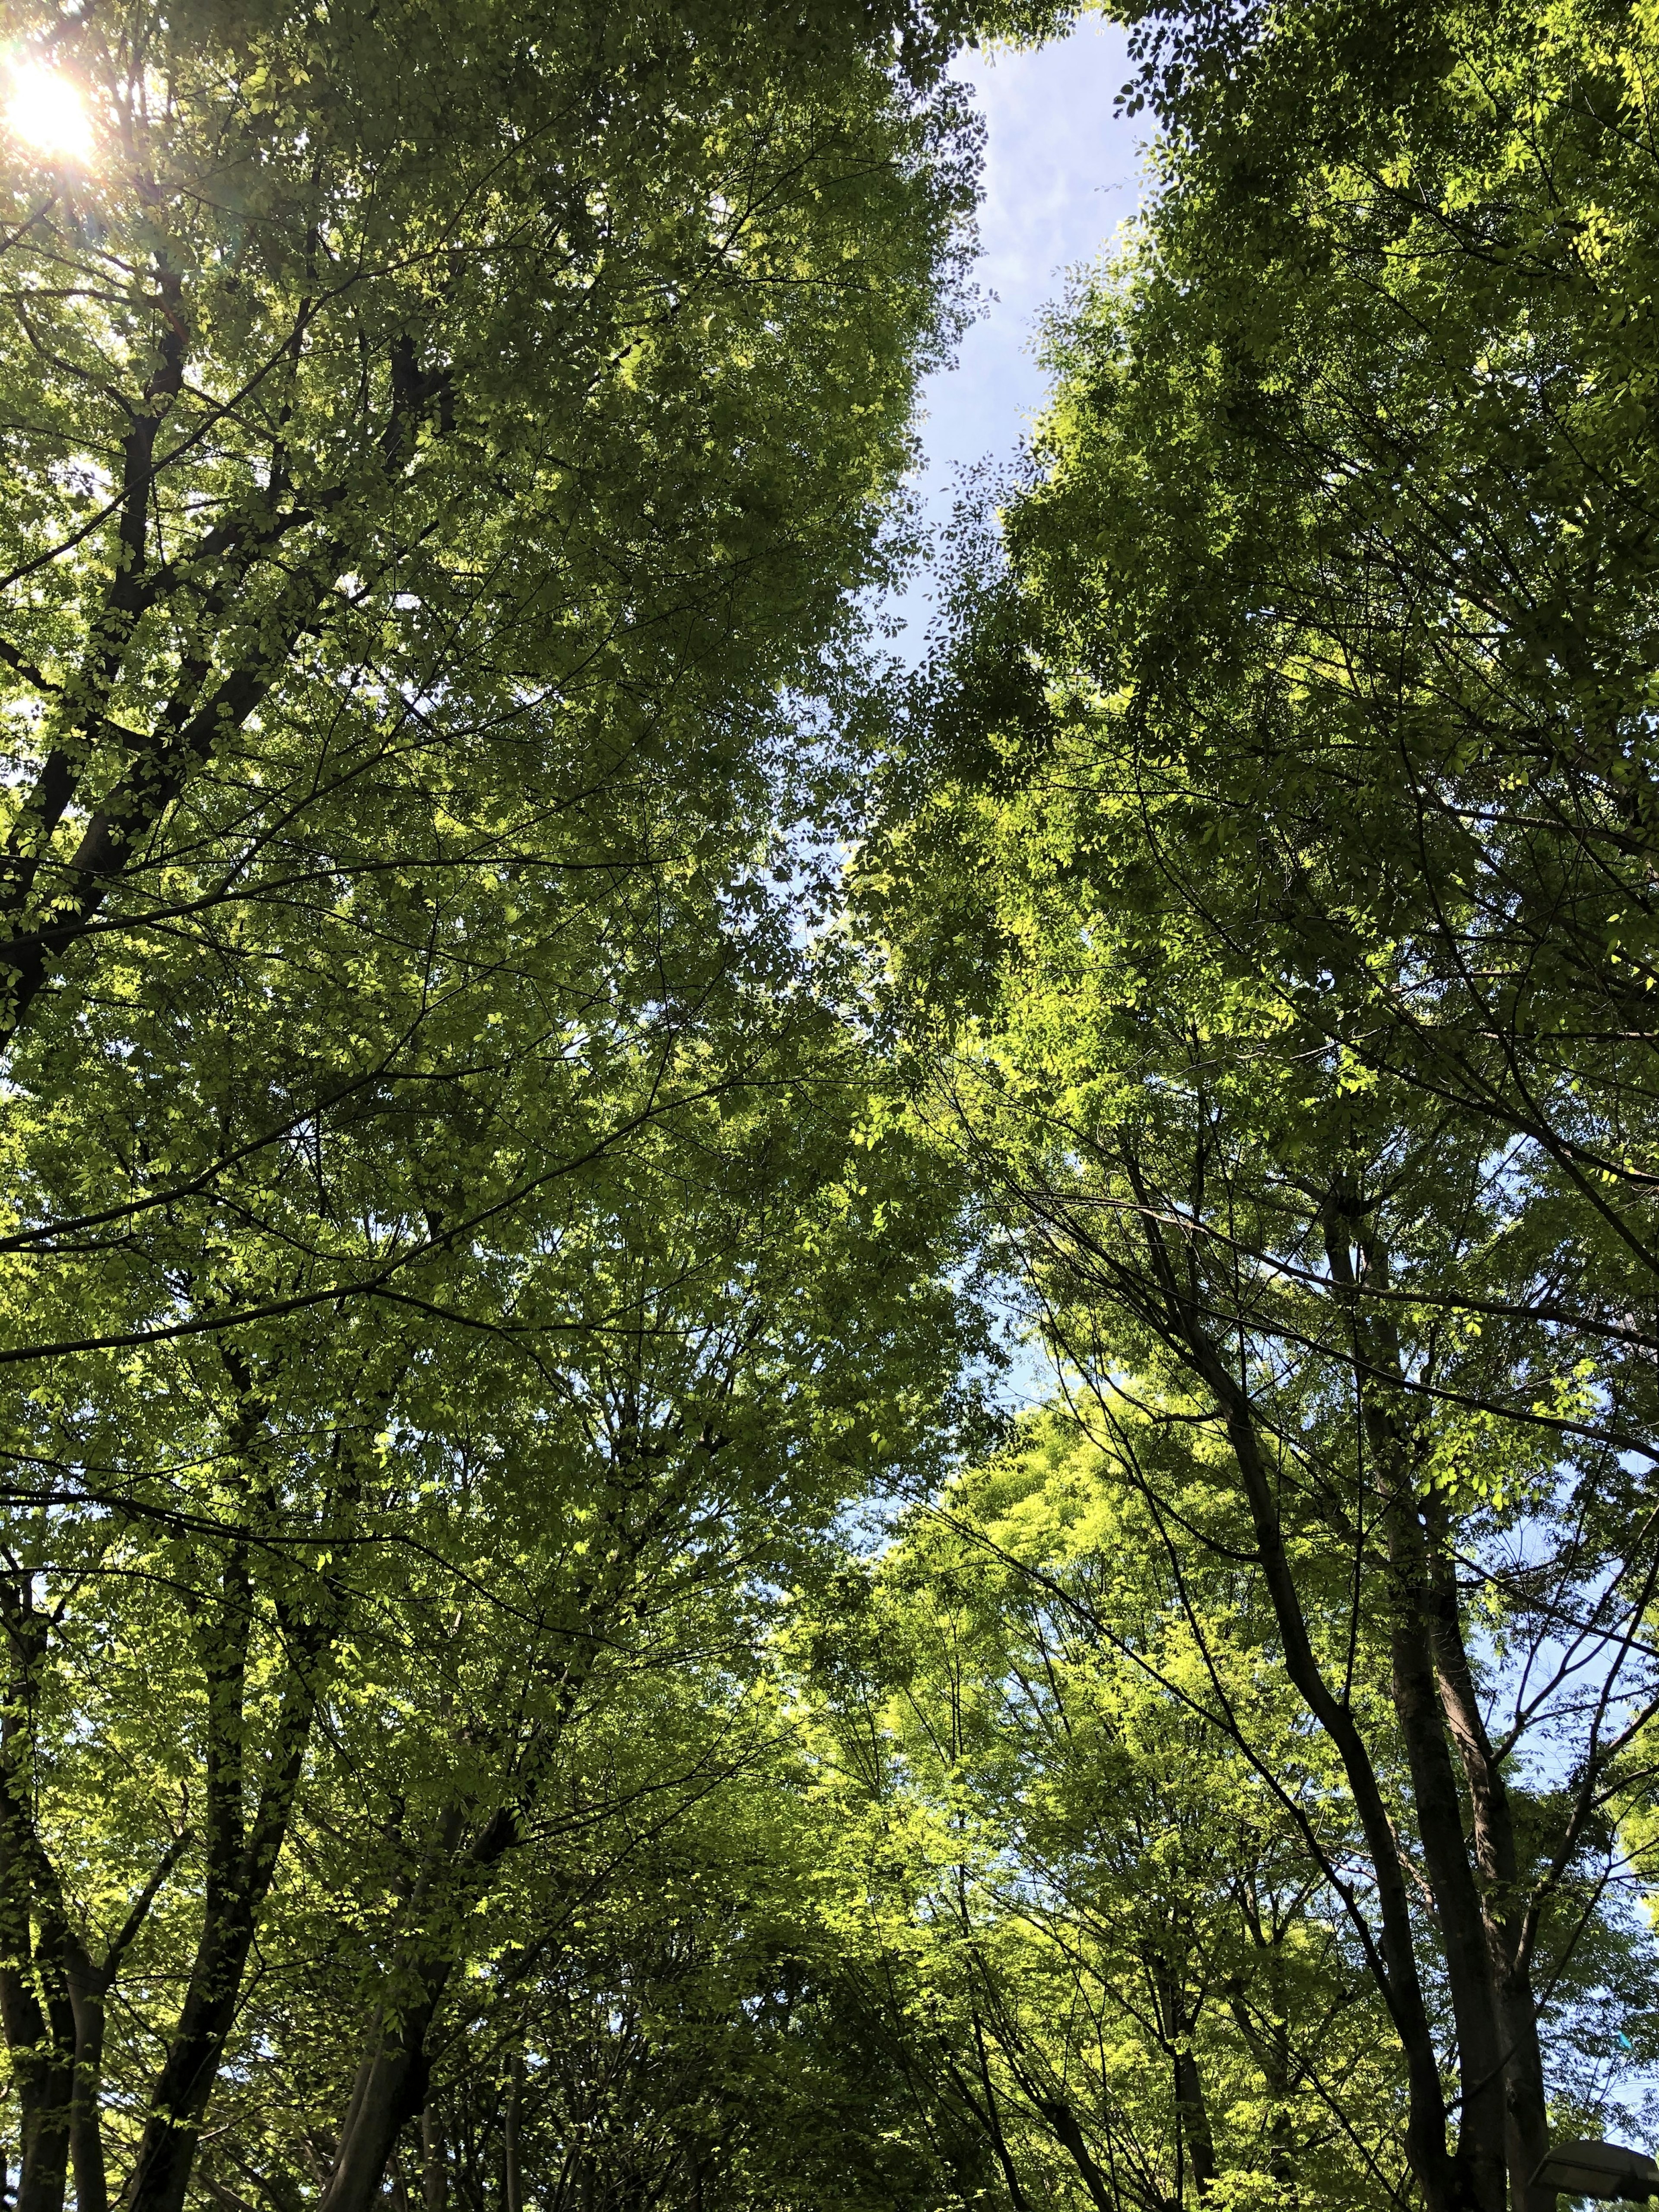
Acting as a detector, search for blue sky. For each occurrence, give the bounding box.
[887,19,1148,646]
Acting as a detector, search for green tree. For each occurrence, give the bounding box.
[0,0,1064,2206]
[798,1417,1416,2211]
[861,1,1659,2205]
[0,0,993,1344]
[0,1026,990,2212]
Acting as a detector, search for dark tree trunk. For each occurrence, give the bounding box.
[1184,1338,1461,2210]
[503,2053,523,2212]
[1119,1175,1466,2212]
[0,1591,75,2212]
[1173,2044,1217,2198]
[315,1497,645,2212]
[1331,1214,1513,2212]
[122,1564,332,2212]
[318,1809,518,2212]
[1037,2098,1116,2212]
[1424,1495,1554,2212]
[1150,1954,1216,2199]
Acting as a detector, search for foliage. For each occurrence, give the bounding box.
[0,0,1047,2208]
[796,1414,1414,2210]
[858,0,1659,2207]
[12,0,1659,2206]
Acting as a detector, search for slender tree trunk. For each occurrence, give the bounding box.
[1037,2099,1116,2212]
[10,1989,73,2212]
[122,1567,332,2212]
[63,1830,190,2212]
[958,2017,1034,2212]
[1173,2044,1217,2199]
[0,1590,73,2212]
[1260,1941,1296,2189]
[318,1807,519,2212]
[1170,1320,1460,2212]
[1423,1497,1553,2212]
[67,1981,110,2212]
[0,1577,193,2212]
[1378,1489,1509,2212]
[1226,1965,1297,2190]
[1185,2044,1221,2203]
[1151,1955,1216,2199]
[503,2053,523,2212]
[318,1991,443,2212]
[420,2104,446,2212]
[317,1493,647,2212]
[123,1891,263,2212]
[1331,1212,1511,2212]
[1078,1155,1543,2210]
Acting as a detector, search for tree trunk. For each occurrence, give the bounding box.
[948,2019,1035,2212]
[421,2104,446,2212]
[68,1985,110,2212]
[1173,2043,1217,2199]
[0,1576,196,2212]
[11,1995,73,2212]
[1037,2099,1116,2212]
[316,1499,643,2212]
[122,1566,332,2212]
[1150,1954,1216,2199]
[0,1589,74,2212]
[1232,1934,1297,2189]
[1172,1319,1460,2212]
[1330,1212,1511,2212]
[1423,1496,1554,2212]
[1378,1488,1509,2212]
[318,1807,518,2212]
[503,2054,523,2212]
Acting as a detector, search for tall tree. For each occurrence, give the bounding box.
[0,1004,991,2212]
[799,1424,1414,2210]
[862,2,1659,2205]
[0,0,1059,2203]
[0,0,1001,1351]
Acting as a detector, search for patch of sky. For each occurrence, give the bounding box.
[883,19,1146,661]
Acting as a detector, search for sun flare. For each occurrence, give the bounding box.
[5,61,93,164]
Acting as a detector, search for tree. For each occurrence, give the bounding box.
[0,0,999,1346]
[0,1014,992,2212]
[971,0,1659,1425]
[798,1417,1420,2211]
[861,1,1659,2204]
[0,0,1064,2204]
[403,1707,995,2212]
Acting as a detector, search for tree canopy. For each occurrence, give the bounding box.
[4,0,1659,2209]
[0,0,1023,2206]
[858,0,1659,2206]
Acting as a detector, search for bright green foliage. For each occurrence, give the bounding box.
[0,968,996,2212]
[17,0,1659,2205]
[798,1414,1412,2209]
[0,0,985,1338]
[0,0,1052,2206]
[979,0,1659,1407]
[860,2,1659,2207]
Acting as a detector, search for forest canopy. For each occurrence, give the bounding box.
[0,2,1655,2211]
